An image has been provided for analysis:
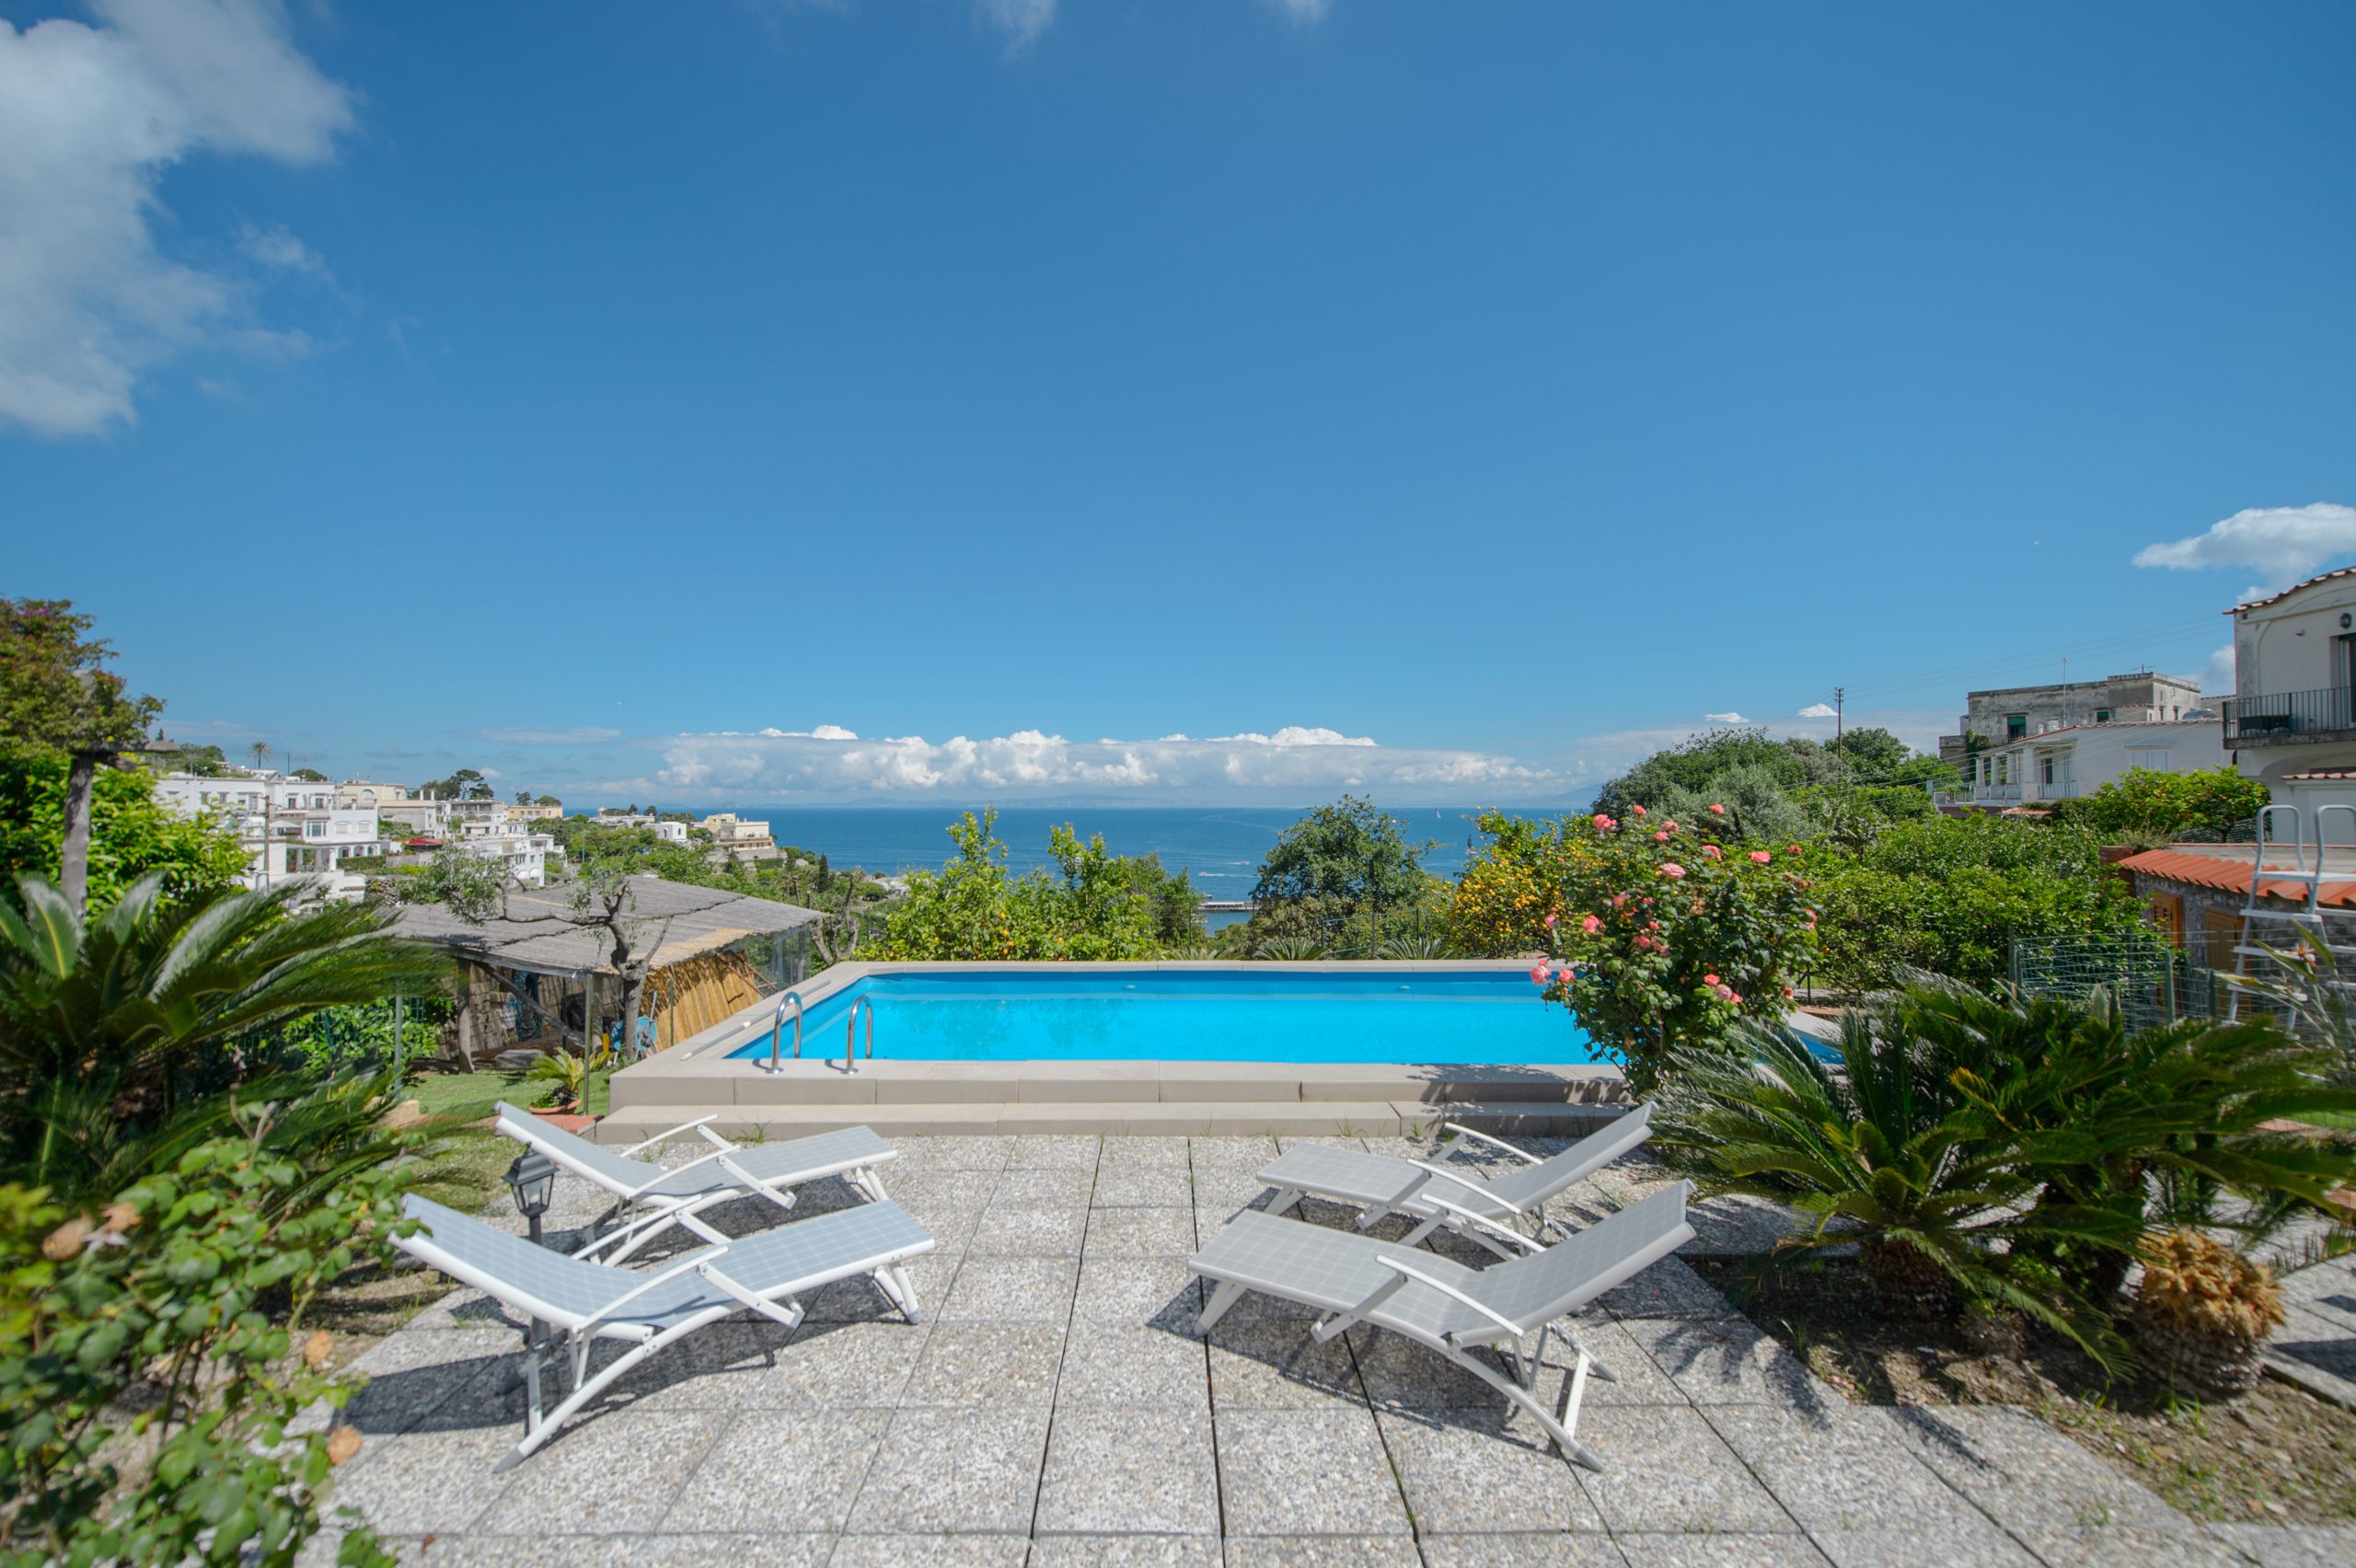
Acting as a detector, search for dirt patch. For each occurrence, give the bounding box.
[1692,1253,2356,1525]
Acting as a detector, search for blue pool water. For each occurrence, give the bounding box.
[722,968,1599,1065]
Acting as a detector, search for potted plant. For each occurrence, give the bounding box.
[2131,1228,2285,1399]
[525,1044,611,1133]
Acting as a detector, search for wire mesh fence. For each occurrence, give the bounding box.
[2009,932,2226,1032]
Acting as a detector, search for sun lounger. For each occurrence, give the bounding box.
[1256,1104,1654,1257]
[394,1193,934,1467]
[1190,1181,1693,1470]
[493,1101,896,1263]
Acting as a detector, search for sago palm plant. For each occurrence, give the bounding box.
[1656,1003,2136,1361]
[0,872,450,1199]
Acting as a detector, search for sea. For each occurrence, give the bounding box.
[704,805,1570,925]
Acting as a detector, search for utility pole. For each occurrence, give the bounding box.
[1833,686,1844,761]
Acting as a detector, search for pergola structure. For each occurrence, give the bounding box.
[391,875,824,1065]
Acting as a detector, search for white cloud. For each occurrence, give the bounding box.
[656,725,1546,803]
[2131,503,2356,591]
[1265,0,1334,19]
[476,727,625,745]
[2196,645,2235,697]
[1796,702,1839,719]
[0,0,353,436]
[975,0,1054,49]
[1703,711,1747,724]
[237,221,330,281]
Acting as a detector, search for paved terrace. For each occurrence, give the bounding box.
[317,1135,2355,1567]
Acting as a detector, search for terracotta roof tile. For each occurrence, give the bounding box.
[2119,847,2356,908]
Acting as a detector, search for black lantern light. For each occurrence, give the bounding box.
[502,1150,558,1247]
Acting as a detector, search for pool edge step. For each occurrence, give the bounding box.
[587,1099,1627,1143]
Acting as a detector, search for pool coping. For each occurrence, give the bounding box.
[606,960,1624,1117]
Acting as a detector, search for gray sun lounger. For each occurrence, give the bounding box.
[1191,1181,1693,1470]
[394,1193,934,1467]
[494,1101,897,1264]
[1257,1103,1654,1258]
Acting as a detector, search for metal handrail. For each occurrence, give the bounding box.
[844,995,873,1070]
[2223,686,2356,742]
[769,990,804,1070]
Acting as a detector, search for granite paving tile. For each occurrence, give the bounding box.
[2015,1525,2248,1566]
[1619,1317,1829,1410]
[1087,1205,1201,1255]
[2205,1522,2356,1566]
[1185,1134,1278,1170]
[1005,1134,1103,1169]
[1567,1405,1799,1535]
[1884,1405,2184,1533]
[1035,1404,1221,1535]
[1700,1405,1988,1535]
[1611,1536,1831,1567]
[748,1319,931,1407]
[1098,1136,1195,1170]
[1213,1406,1414,1538]
[587,1318,800,1410]
[1206,1319,1367,1410]
[472,1408,727,1535]
[377,1533,836,1566]
[830,1533,1031,1565]
[971,1202,1093,1256]
[844,1404,1053,1536]
[1028,1535,1222,1565]
[902,1320,1068,1408]
[296,1350,515,1440]
[1419,1537,1630,1567]
[1596,1256,1742,1321]
[1374,1408,1609,1533]
[936,1253,1081,1323]
[1220,1537,1423,1566]
[1054,1322,1212,1412]
[1346,1327,1523,1411]
[1806,1526,2035,1568]
[320,1424,521,1536]
[656,1406,892,1532]
[995,1168,1098,1208]
[1096,1168,1201,1207]
[1553,1316,1692,1407]
[890,1136,1018,1173]
[1074,1251,1203,1328]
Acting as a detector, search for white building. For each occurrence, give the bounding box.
[2223,567,2356,823]
[152,770,388,901]
[654,821,690,845]
[1966,720,2230,810]
[698,813,778,860]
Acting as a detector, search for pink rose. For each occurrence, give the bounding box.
[1748,850,1772,863]
[1581,914,1601,934]
[1653,830,1671,842]
[1709,803,1727,815]
[1703,845,1722,859]
[1786,845,1802,856]
[1728,992,1743,1006]
[1714,984,1735,1001]
[1592,813,1616,832]
[1543,911,1559,928]
[1703,974,1720,986]
[1659,862,1687,880]
[1631,803,1647,816]
[1529,964,1550,985]
[1662,820,1678,832]
[1611,894,1629,907]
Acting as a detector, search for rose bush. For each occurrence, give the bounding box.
[1517,804,1818,1094]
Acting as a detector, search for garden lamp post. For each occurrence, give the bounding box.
[502,1150,557,1248]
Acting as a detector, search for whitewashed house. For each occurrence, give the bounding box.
[2223,568,2356,825]
[1966,720,2230,809]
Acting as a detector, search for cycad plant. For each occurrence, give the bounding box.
[2131,1228,2286,1398]
[0,872,450,1202]
[1657,1011,2133,1355]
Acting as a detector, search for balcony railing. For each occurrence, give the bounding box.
[2223,686,2356,744]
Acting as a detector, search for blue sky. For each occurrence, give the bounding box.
[5,0,2354,806]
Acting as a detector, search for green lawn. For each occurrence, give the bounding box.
[398,1065,614,1214]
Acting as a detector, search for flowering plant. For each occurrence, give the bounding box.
[1525,806,1816,1095]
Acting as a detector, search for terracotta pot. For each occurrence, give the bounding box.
[529,1108,595,1135]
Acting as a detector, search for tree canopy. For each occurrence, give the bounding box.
[1250,795,1430,913]
[0,598,161,755]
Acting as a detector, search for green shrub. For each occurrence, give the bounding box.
[0,1080,416,1566]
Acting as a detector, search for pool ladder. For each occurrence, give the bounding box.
[845,996,874,1070]
[765,990,876,1072]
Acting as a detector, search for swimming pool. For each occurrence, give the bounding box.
[720,966,1600,1066]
